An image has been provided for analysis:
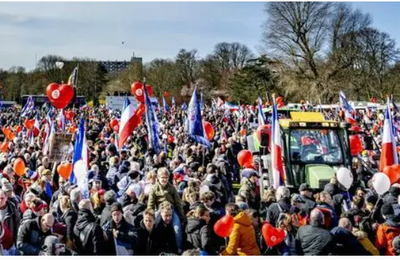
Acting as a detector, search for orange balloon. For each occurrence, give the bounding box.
[384,165,400,184]
[13,158,25,177]
[8,132,16,141]
[57,163,72,180]
[3,128,10,140]
[240,129,247,136]
[15,125,22,134]
[68,126,77,134]
[1,141,8,153]
[203,121,215,141]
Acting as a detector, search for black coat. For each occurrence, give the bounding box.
[295,221,335,255]
[299,195,316,214]
[330,227,371,255]
[266,199,293,227]
[102,218,137,255]
[60,209,78,241]
[17,217,52,255]
[185,218,216,255]
[73,208,106,255]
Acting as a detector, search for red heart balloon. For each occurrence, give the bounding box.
[203,121,215,141]
[131,82,153,103]
[46,83,74,109]
[214,215,234,238]
[262,223,286,247]
[65,110,74,121]
[237,150,253,167]
[24,118,35,129]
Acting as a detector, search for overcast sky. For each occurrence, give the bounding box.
[1,2,400,71]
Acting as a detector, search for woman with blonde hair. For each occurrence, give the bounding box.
[59,196,77,251]
[276,213,298,255]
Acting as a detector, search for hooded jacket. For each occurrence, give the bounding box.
[330,226,371,255]
[133,220,160,255]
[73,208,105,255]
[238,177,258,209]
[60,208,78,242]
[375,215,400,255]
[220,212,261,256]
[17,216,52,255]
[185,218,215,254]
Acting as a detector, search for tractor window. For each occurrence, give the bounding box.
[290,129,343,164]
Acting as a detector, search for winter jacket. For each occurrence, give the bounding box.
[20,209,36,226]
[220,212,261,256]
[147,181,184,221]
[17,216,52,255]
[60,209,78,242]
[353,229,379,255]
[295,220,335,255]
[73,208,106,255]
[133,220,161,255]
[330,226,371,255]
[266,198,293,227]
[102,218,137,255]
[299,195,316,214]
[2,200,21,244]
[149,216,178,255]
[185,218,216,254]
[375,215,400,255]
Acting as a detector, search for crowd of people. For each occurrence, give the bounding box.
[0,100,399,256]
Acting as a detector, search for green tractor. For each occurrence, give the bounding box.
[248,112,352,191]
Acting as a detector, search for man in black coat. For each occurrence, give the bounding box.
[267,186,293,227]
[134,210,160,255]
[73,199,105,255]
[100,190,116,226]
[299,183,316,214]
[0,190,21,245]
[102,203,137,255]
[330,217,371,255]
[17,213,54,255]
[295,208,335,255]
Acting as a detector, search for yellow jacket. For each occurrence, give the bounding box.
[221,212,261,256]
[353,229,379,256]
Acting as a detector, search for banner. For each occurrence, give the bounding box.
[49,133,73,162]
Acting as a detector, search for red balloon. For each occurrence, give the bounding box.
[164,91,169,97]
[110,119,119,129]
[256,125,271,146]
[167,135,174,144]
[214,215,234,238]
[350,125,361,133]
[46,83,74,109]
[203,121,215,141]
[65,111,74,121]
[131,82,153,103]
[350,135,363,156]
[237,150,253,167]
[24,118,35,129]
[262,223,286,247]
[276,96,283,104]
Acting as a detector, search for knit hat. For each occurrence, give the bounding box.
[53,223,66,237]
[32,201,48,212]
[1,181,13,192]
[104,190,116,204]
[111,202,123,213]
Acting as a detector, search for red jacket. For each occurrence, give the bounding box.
[0,223,14,250]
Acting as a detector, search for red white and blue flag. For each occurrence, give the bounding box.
[380,99,399,171]
[21,96,35,117]
[33,113,40,137]
[271,98,285,189]
[339,91,356,124]
[71,117,89,199]
[119,97,142,150]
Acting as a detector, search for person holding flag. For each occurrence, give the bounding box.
[339,91,356,125]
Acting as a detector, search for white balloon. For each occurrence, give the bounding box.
[55,61,64,69]
[336,167,353,190]
[372,172,391,195]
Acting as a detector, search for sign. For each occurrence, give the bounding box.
[49,133,73,162]
[106,96,139,111]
